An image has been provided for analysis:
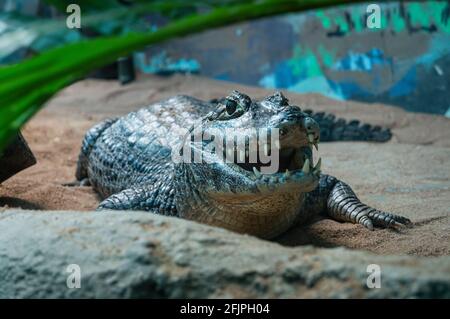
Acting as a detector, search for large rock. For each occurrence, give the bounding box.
[1,210,449,298]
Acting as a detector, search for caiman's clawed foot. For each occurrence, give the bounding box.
[366,210,411,229]
[327,179,411,231]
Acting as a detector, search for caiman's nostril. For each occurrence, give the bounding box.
[304,117,320,141]
[304,118,320,152]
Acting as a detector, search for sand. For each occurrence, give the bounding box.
[1,74,449,257]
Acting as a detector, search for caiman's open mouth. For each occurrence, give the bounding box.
[225,132,321,190]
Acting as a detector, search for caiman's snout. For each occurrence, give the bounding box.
[256,107,322,178]
[274,107,320,151]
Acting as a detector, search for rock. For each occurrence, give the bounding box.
[0,132,36,184]
[0,210,449,298]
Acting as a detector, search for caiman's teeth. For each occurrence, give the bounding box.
[302,158,310,174]
[308,134,315,144]
[314,157,321,171]
[253,166,261,178]
[285,169,291,177]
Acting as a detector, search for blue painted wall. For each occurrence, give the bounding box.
[138,1,450,116]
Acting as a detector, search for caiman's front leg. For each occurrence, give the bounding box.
[304,174,411,230]
[97,180,178,217]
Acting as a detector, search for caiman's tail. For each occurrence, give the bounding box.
[303,109,392,142]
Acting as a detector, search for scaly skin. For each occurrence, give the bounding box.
[76,91,410,239]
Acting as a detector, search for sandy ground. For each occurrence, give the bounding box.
[1,74,449,257]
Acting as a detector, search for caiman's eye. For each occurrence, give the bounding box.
[225,99,237,115]
[216,98,245,121]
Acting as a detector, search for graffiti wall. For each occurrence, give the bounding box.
[139,1,450,116]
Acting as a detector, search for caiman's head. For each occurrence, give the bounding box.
[174,91,321,239]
